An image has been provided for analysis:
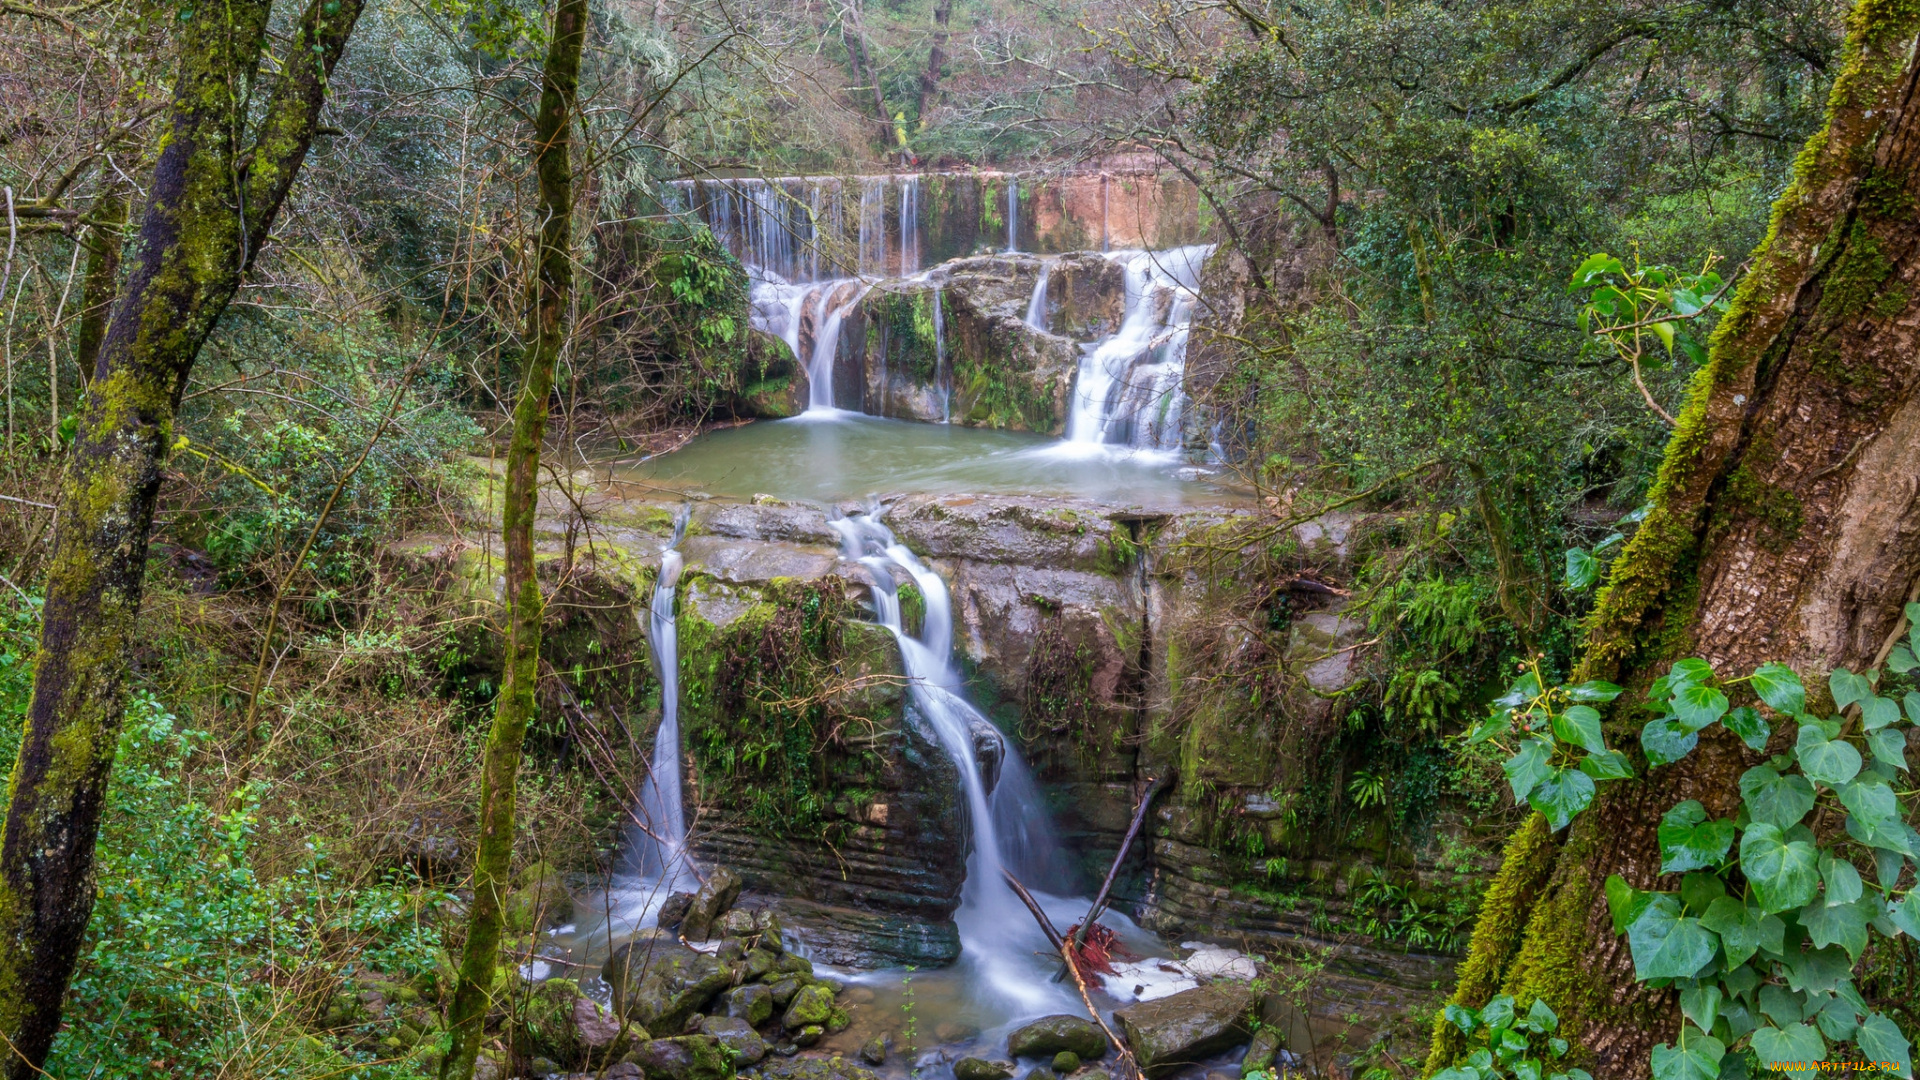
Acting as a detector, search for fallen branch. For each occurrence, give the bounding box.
[1075,774,1170,950]
[1003,869,1143,1080]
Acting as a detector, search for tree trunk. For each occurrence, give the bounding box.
[1429,3,1920,1075]
[72,188,124,381]
[840,1,892,144]
[439,0,585,1073]
[0,0,363,1069]
[915,0,952,130]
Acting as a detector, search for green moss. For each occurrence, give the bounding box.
[1819,221,1895,324]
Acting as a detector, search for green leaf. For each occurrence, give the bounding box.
[1722,706,1771,752]
[1907,690,1920,725]
[1504,738,1553,802]
[1741,823,1821,913]
[1669,658,1714,690]
[1624,893,1719,980]
[1432,1069,1483,1080]
[1607,874,1654,934]
[1800,897,1870,961]
[1750,664,1805,714]
[1650,1031,1724,1080]
[1681,872,1726,914]
[1890,893,1920,938]
[1819,853,1863,907]
[1652,320,1676,353]
[1526,998,1558,1034]
[1870,727,1910,772]
[1552,705,1607,754]
[1467,711,1512,745]
[1580,750,1635,780]
[1644,717,1701,766]
[1566,680,1625,703]
[1858,1013,1915,1079]
[1759,983,1804,1026]
[1831,668,1874,712]
[1864,695,1903,731]
[1740,766,1816,828]
[1680,986,1722,1033]
[1781,943,1852,994]
[1495,671,1543,710]
[1839,778,1904,835]
[1659,801,1736,873]
[1674,684,1730,732]
[1890,644,1917,675]
[1445,1004,1478,1033]
[1528,767,1596,831]
[1702,896,1785,969]
[1570,253,1625,291]
[1480,996,1515,1030]
[1795,724,1862,787]
[1749,1023,1825,1067]
[1564,548,1599,589]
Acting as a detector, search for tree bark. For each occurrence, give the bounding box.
[0,0,363,1069]
[840,1,892,144]
[71,189,123,382]
[915,0,951,130]
[439,0,586,1074]
[1430,2,1920,1075]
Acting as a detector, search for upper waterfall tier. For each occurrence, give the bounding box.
[666,171,1205,284]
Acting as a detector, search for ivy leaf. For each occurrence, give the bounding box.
[1864,696,1903,731]
[1566,680,1625,703]
[1649,1031,1724,1080]
[1741,823,1821,913]
[1643,717,1700,767]
[1907,689,1920,725]
[1890,894,1920,938]
[1673,684,1730,732]
[1891,645,1919,675]
[1739,766,1816,829]
[1831,668,1874,712]
[1526,998,1558,1034]
[1670,657,1714,686]
[1552,705,1607,754]
[1679,986,1722,1033]
[1579,750,1635,781]
[1495,671,1543,710]
[1681,872,1726,914]
[1480,996,1515,1030]
[1780,942,1852,994]
[1750,663,1805,715]
[1528,767,1596,831]
[1504,738,1553,802]
[1623,892,1719,980]
[1877,848,1907,891]
[1870,727,1910,772]
[1819,853,1864,907]
[1795,724,1862,788]
[1858,1013,1915,1079]
[1444,1004,1479,1034]
[1800,897,1871,961]
[1659,800,1736,873]
[1702,896,1784,969]
[1840,778,1903,835]
[1607,874,1656,934]
[1432,1069,1484,1080]
[1468,711,1513,745]
[1564,548,1599,589]
[1723,706,1771,752]
[1750,1023,1826,1067]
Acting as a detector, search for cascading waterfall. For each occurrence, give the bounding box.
[932,286,949,423]
[1025,260,1051,331]
[829,511,1077,1014]
[1005,178,1019,253]
[901,176,921,275]
[1056,244,1214,454]
[631,505,694,892]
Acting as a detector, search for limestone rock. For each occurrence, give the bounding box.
[757,1055,880,1080]
[516,979,636,1067]
[681,866,744,941]
[1008,1015,1107,1060]
[504,861,573,932]
[700,1015,769,1066]
[953,1058,1015,1080]
[1053,1052,1082,1074]
[858,1033,891,1066]
[658,892,696,932]
[1111,984,1255,1078]
[725,983,773,1026]
[781,983,835,1030]
[792,1024,825,1047]
[605,937,737,1034]
[1242,1027,1282,1074]
[629,1035,734,1080]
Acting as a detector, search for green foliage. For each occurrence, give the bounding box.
[1433,994,1589,1080]
[1571,251,1732,379]
[1478,636,1920,1078]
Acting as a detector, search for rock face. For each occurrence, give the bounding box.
[1007,1015,1108,1060]
[681,865,744,941]
[604,937,737,1035]
[1111,984,1256,1078]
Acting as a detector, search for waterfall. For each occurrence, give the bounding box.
[829,511,1077,1014]
[901,176,921,275]
[1006,178,1019,253]
[632,506,694,891]
[1057,245,1213,454]
[1024,260,1051,331]
[859,177,888,276]
[932,286,949,423]
[805,281,873,413]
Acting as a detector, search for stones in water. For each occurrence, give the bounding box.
[604,938,735,1035]
[858,1033,890,1066]
[954,1058,1016,1080]
[727,983,774,1025]
[701,1015,770,1066]
[1007,1015,1108,1060]
[628,1034,734,1080]
[781,983,835,1030]
[1053,1052,1082,1074]
[754,1055,882,1080]
[1241,1027,1283,1074]
[681,865,744,941]
[1110,984,1256,1079]
[515,978,638,1068]
[657,892,695,932]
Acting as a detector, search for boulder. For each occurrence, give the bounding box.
[503,861,574,932]
[682,867,744,941]
[605,937,738,1034]
[701,1015,769,1066]
[725,983,774,1026]
[1008,1015,1107,1060]
[1241,1027,1282,1074]
[971,718,1004,796]
[792,1024,825,1047]
[781,983,835,1030]
[659,892,696,931]
[758,1055,880,1080]
[1053,1053,1081,1074]
[954,1058,1015,1080]
[743,947,780,981]
[859,1033,891,1066]
[628,1035,735,1080]
[767,977,802,1006]
[1111,984,1255,1078]
[516,979,637,1067]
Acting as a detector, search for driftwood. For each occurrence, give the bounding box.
[1073,774,1169,949]
[1002,869,1142,1080]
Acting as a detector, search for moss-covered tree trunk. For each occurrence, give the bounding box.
[0,0,363,1070]
[72,189,124,379]
[440,0,585,1074]
[1430,2,1920,1075]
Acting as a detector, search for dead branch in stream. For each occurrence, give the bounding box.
[1073,774,1169,951]
[1002,869,1142,1080]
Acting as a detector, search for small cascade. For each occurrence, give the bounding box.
[829,511,1077,1015]
[932,286,950,423]
[806,282,872,413]
[1025,260,1051,331]
[630,505,694,891]
[859,177,888,276]
[901,176,922,275]
[1006,178,1019,253]
[1057,244,1214,454]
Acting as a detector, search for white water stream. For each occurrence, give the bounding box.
[1054,245,1213,455]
